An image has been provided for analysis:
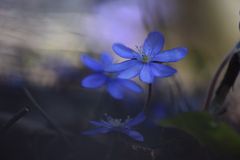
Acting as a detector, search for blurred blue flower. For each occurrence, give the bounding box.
[107,31,188,83]
[81,53,143,99]
[82,112,145,142]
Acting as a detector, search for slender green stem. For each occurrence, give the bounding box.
[105,134,122,160]
[143,83,152,112]
[1,106,30,134]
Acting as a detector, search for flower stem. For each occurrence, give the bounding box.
[23,87,72,147]
[143,83,152,112]
[105,134,122,160]
[1,106,30,134]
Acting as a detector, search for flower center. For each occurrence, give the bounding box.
[136,45,150,63]
[142,55,149,63]
[105,72,116,78]
[109,118,123,127]
[104,114,131,128]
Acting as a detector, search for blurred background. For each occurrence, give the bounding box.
[0,0,240,160]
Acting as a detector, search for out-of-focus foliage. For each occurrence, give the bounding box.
[159,112,240,157]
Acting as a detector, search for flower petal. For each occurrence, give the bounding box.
[104,60,137,72]
[100,53,113,66]
[150,63,177,77]
[81,73,107,88]
[122,129,144,142]
[107,81,124,99]
[82,127,111,136]
[143,31,164,56]
[139,64,154,83]
[126,112,145,127]
[118,62,143,79]
[112,43,138,58]
[81,54,104,71]
[153,47,188,62]
[119,79,143,93]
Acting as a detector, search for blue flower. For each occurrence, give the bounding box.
[82,112,145,142]
[106,31,188,83]
[81,53,143,99]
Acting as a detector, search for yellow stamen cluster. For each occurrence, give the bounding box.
[142,55,149,63]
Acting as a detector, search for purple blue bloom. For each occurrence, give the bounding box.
[106,31,188,83]
[81,53,143,99]
[82,112,145,142]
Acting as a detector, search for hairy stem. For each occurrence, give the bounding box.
[1,106,30,134]
[23,87,71,146]
[143,84,152,112]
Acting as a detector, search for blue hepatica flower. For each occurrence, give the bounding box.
[81,53,143,99]
[82,112,145,142]
[106,31,188,83]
